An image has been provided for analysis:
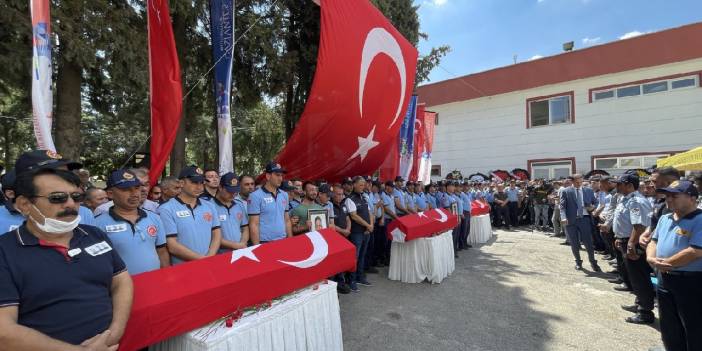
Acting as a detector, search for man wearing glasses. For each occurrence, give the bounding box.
[159,165,222,265]
[95,169,170,275]
[0,165,133,349]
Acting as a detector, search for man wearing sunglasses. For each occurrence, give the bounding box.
[95,170,170,275]
[159,165,222,264]
[13,150,97,227]
[0,167,133,349]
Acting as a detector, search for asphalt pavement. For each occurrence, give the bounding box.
[339,227,663,351]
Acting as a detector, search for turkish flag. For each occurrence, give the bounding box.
[275,0,418,182]
[471,199,491,216]
[409,104,425,181]
[148,0,183,186]
[386,209,458,242]
[119,229,356,351]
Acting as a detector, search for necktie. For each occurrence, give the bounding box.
[576,188,583,216]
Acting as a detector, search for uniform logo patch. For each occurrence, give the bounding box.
[176,210,191,218]
[196,167,204,175]
[219,214,227,221]
[46,150,62,159]
[670,181,680,188]
[203,212,213,222]
[85,241,112,256]
[264,197,274,204]
[236,212,243,221]
[631,207,641,215]
[146,225,157,237]
[105,224,128,232]
[123,172,135,180]
[675,228,690,237]
[230,178,238,186]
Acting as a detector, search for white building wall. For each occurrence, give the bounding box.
[428,58,702,178]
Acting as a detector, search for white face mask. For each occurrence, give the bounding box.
[30,205,81,234]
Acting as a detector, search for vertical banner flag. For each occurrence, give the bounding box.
[30,0,56,151]
[409,103,425,182]
[210,0,235,174]
[148,0,183,186]
[398,95,418,180]
[417,110,436,184]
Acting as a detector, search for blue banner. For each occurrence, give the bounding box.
[210,0,235,173]
[398,95,418,179]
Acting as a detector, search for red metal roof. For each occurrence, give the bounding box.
[417,22,702,107]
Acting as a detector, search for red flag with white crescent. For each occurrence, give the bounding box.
[409,103,425,181]
[148,0,183,186]
[274,0,418,182]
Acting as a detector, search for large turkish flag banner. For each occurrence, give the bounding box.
[119,230,356,351]
[386,209,458,242]
[275,0,418,182]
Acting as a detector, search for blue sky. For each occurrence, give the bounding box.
[416,0,702,84]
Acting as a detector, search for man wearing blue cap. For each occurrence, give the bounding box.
[0,170,23,235]
[611,173,655,324]
[248,161,292,244]
[95,169,170,274]
[12,150,97,227]
[159,165,222,264]
[211,173,249,252]
[646,180,702,350]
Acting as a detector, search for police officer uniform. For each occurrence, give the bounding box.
[0,170,23,235]
[651,181,702,350]
[248,163,290,243]
[612,174,655,323]
[459,184,473,249]
[158,167,221,264]
[94,170,167,275]
[210,173,249,253]
[346,187,373,289]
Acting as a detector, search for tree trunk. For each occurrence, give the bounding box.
[54,56,82,161]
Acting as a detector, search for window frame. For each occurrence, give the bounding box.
[525,91,575,129]
[527,157,576,180]
[590,151,683,172]
[589,71,701,103]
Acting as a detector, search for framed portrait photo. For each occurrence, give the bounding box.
[308,209,329,231]
[450,203,459,216]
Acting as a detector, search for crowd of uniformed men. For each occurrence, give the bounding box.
[0,149,700,350]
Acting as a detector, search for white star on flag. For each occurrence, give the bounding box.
[230,244,261,264]
[348,125,380,162]
[417,212,427,218]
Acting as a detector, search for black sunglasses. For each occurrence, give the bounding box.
[33,192,86,204]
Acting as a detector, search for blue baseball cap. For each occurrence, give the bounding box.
[280,180,295,191]
[107,169,141,189]
[220,172,240,194]
[612,174,639,186]
[14,150,83,176]
[265,161,286,174]
[178,165,205,182]
[656,180,699,197]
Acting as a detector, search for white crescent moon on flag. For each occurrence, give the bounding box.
[277,231,329,269]
[433,208,448,223]
[358,27,407,128]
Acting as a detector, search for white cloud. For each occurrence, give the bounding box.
[618,31,645,40]
[581,36,601,46]
[529,55,544,61]
[423,0,447,6]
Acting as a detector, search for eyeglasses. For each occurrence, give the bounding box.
[33,192,85,204]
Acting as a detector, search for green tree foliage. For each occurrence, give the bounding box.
[0,0,448,178]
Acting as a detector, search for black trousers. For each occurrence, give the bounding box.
[622,247,655,312]
[496,205,510,228]
[658,272,702,351]
[614,239,633,289]
[507,202,518,226]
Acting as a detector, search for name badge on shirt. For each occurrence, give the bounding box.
[219,214,227,221]
[105,223,128,233]
[84,241,113,256]
[176,210,191,218]
[264,197,274,204]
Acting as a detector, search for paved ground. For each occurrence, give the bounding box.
[339,228,663,351]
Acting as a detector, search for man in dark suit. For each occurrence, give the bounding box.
[559,174,602,271]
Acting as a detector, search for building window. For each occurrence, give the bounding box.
[591,73,700,102]
[431,165,441,177]
[527,92,573,128]
[592,153,671,175]
[529,159,574,180]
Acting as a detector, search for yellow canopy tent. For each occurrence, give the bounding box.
[656,146,702,171]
